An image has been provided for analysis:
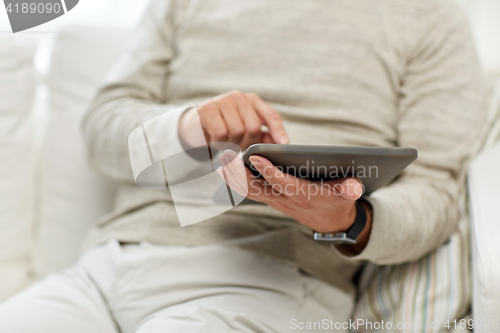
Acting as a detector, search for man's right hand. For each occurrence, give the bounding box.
[179,91,289,151]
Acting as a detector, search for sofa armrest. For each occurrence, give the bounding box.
[468,143,500,331]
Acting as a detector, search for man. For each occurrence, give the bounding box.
[0,0,486,332]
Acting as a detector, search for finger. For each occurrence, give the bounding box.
[246,93,289,145]
[235,95,262,149]
[218,99,245,144]
[199,104,228,142]
[219,150,248,194]
[248,155,299,195]
[245,169,285,203]
[245,169,277,203]
[217,166,246,197]
[217,151,247,196]
[324,178,364,201]
[217,164,272,202]
[260,132,274,144]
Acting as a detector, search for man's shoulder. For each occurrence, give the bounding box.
[387,0,470,44]
[404,0,467,20]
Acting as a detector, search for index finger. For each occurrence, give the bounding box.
[246,93,289,145]
[249,155,303,195]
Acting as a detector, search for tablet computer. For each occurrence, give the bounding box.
[240,144,417,195]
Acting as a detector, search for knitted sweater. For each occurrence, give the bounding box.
[83,0,486,288]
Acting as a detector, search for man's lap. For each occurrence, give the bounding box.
[0,240,354,333]
[0,266,118,333]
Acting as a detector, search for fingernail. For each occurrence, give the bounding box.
[280,137,289,144]
[219,153,227,164]
[223,151,232,162]
[249,156,260,167]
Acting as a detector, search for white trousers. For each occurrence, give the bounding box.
[0,240,354,333]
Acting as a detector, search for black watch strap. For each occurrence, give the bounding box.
[313,200,368,244]
[345,201,367,240]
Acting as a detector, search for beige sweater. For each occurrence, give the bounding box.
[83,0,486,288]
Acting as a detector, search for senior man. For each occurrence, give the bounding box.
[0,0,486,332]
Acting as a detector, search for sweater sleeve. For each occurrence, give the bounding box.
[336,1,487,264]
[82,0,204,185]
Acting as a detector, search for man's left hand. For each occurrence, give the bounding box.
[217,150,372,253]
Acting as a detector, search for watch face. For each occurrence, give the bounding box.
[313,232,357,245]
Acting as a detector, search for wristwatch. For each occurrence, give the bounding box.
[313,200,368,244]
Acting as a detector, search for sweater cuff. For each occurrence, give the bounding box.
[141,104,209,184]
[330,191,399,264]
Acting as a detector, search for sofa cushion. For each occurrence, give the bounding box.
[34,26,129,276]
[465,0,500,74]
[0,35,37,300]
[468,77,500,329]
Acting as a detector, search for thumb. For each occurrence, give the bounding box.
[327,178,364,201]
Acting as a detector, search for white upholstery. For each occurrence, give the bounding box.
[467,76,500,328]
[465,0,500,74]
[469,142,500,329]
[0,36,37,300]
[33,26,130,277]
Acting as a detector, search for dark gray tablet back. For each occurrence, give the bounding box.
[242,144,418,195]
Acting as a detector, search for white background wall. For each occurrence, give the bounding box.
[0,0,499,72]
[0,0,150,73]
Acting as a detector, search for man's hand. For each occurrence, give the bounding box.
[179,91,289,151]
[218,150,373,254]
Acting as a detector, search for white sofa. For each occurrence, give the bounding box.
[469,95,500,330]
[0,35,37,301]
[0,27,129,299]
[0,4,499,324]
